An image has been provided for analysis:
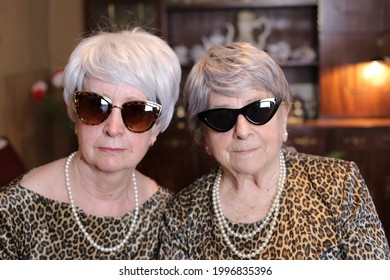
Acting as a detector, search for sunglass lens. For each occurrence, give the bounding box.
[246,100,276,125]
[122,102,158,132]
[77,93,111,125]
[203,110,237,132]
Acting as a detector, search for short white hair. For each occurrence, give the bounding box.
[184,42,292,144]
[63,28,181,132]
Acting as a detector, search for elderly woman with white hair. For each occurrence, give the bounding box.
[159,42,389,260]
[0,28,181,259]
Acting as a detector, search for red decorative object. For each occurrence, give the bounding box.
[31,69,70,127]
[31,80,48,102]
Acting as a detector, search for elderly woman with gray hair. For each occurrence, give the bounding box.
[159,42,390,260]
[0,28,181,259]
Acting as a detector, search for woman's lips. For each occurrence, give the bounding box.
[98,147,125,153]
[232,147,258,155]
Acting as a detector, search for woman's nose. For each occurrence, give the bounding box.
[234,114,252,138]
[103,107,125,136]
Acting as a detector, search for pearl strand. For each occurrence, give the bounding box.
[212,150,286,259]
[65,152,139,253]
[213,175,281,239]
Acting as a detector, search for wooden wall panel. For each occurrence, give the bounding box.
[0,0,83,171]
[319,0,390,118]
[320,63,390,117]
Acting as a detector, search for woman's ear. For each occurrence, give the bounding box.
[149,127,160,147]
[281,103,290,142]
[205,145,211,156]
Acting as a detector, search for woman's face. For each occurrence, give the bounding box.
[74,78,159,173]
[203,90,289,176]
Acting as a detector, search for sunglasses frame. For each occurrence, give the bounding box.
[197,97,282,132]
[73,90,162,133]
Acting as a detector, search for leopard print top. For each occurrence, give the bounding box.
[158,150,390,260]
[0,178,172,259]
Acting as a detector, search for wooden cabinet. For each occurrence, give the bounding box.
[165,0,319,86]
[286,119,390,241]
[319,0,390,118]
[319,0,390,65]
[320,0,387,33]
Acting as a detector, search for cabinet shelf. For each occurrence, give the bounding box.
[165,1,319,86]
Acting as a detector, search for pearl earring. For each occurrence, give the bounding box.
[205,146,211,155]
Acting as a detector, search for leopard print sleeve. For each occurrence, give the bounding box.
[158,170,217,260]
[158,204,189,260]
[0,208,18,259]
[158,184,200,260]
[0,179,23,259]
[337,161,390,259]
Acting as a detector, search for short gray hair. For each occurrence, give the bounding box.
[63,28,181,132]
[183,42,292,144]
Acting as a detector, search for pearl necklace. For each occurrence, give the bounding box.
[65,152,139,253]
[212,150,286,259]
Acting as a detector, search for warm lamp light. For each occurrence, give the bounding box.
[362,60,388,86]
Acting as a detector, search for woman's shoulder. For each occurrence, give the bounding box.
[136,171,173,205]
[0,175,63,214]
[166,167,218,211]
[284,149,365,201]
[179,167,217,195]
[19,157,68,202]
[0,176,24,198]
[157,185,173,198]
[285,149,357,174]
[151,185,174,207]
